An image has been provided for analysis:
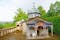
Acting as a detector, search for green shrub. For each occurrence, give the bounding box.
[44,16,60,35]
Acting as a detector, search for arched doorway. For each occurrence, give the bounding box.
[37,26,43,36]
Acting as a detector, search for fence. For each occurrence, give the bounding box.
[0,27,20,37]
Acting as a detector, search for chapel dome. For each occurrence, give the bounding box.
[28,2,40,18]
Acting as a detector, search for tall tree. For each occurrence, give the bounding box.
[47,1,60,17]
[46,1,60,35]
[38,6,46,15]
[38,6,47,18]
[14,8,28,22]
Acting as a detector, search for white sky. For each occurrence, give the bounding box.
[0,0,60,22]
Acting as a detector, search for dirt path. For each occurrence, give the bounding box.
[0,31,59,40]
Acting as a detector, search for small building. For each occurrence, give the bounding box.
[16,3,53,39]
[26,17,53,39]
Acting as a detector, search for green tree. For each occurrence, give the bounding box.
[14,8,28,22]
[47,1,60,17]
[38,6,46,16]
[38,6,48,18]
[44,16,60,35]
[45,1,60,35]
[38,1,60,35]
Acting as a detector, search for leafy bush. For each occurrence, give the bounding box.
[44,16,60,35]
[0,24,4,29]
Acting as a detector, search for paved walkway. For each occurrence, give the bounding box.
[0,31,58,40]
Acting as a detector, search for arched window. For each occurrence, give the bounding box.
[37,26,43,29]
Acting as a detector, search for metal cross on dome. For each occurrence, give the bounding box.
[32,2,36,9]
[32,2,38,12]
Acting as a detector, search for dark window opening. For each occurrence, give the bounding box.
[38,26,43,29]
[17,25,19,26]
[30,34,32,37]
[37,30,39,36]
[37,26,43,36]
